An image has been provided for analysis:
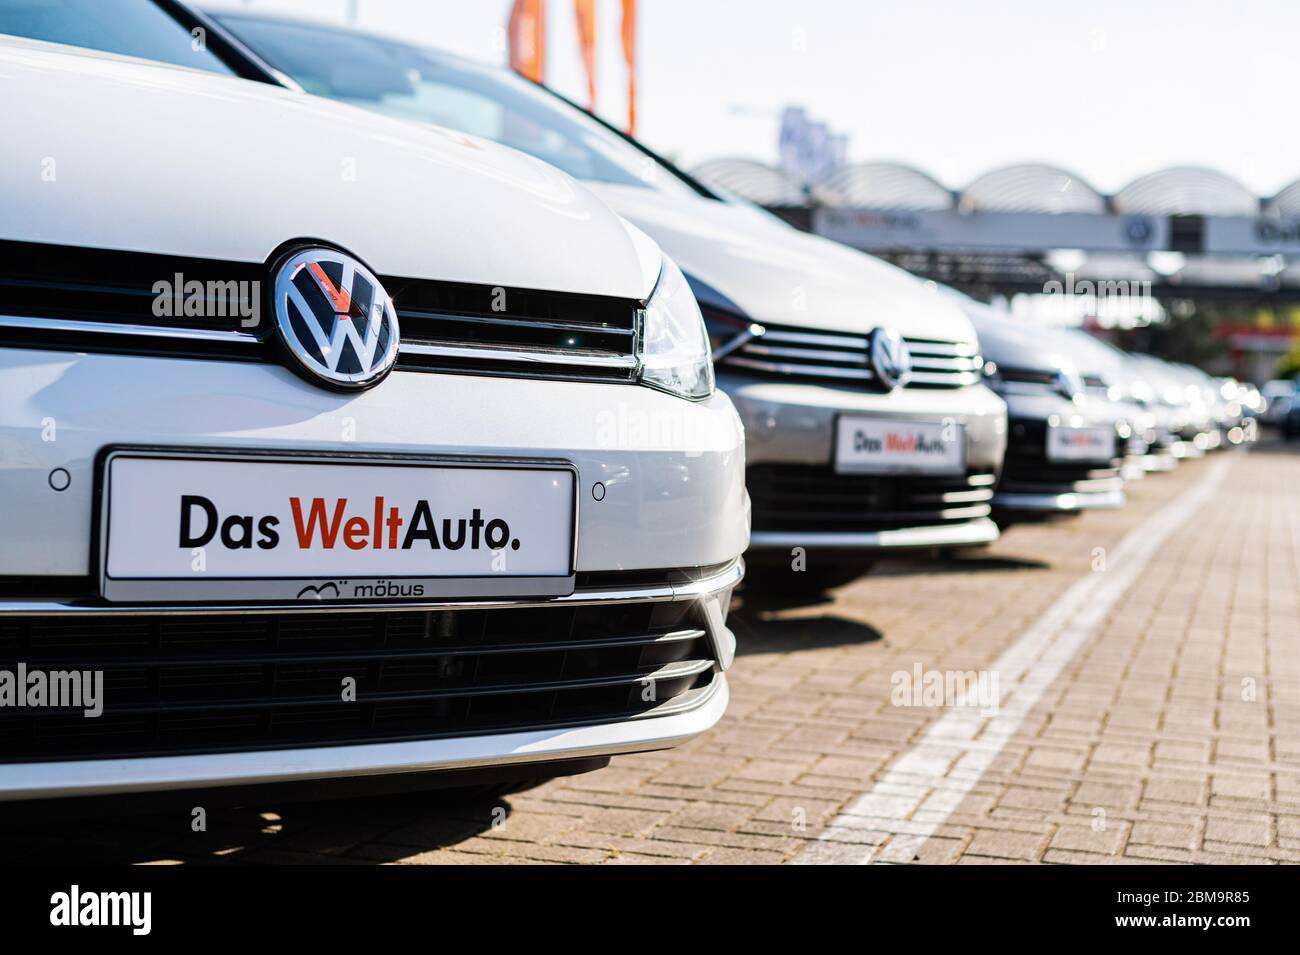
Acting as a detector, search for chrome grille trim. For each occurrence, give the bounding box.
[0,240,644,384]
[0,559,745,617]
[724,356,873,380]
[719,322,980,389]
[400,341,639,371]
[0,314,260,344]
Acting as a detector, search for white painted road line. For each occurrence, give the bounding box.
[792,456,1234,865]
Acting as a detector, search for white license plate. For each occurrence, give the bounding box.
[1046,425,1114,462]
[834,416,965,475]
[101,453,576,602]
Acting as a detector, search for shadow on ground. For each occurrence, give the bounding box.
[730,607,883,656]
[0,786,514,864]
[871,552,1050,577]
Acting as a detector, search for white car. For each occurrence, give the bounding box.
[0,28,746,802]
[200,8,1009,594]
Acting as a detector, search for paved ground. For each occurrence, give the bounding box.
[5,439,1298,864]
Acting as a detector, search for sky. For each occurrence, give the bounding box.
[207,0,1300,196]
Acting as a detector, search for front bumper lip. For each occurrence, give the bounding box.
[0,677,729,802]
[993,489,1126,512]
[748,517,999,552]
[0,559,745,617]
[0,560,742,801]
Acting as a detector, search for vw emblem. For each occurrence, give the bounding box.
[272,247,400,390]
[868,327,912,391]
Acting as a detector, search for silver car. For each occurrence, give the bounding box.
[206,10,1010,594]
[0,15,745,802]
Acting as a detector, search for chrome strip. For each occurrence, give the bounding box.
[993,490,1127,512]
[907,355,983,371]
[930,488,997,504]
[758,329,867,348]
[0,558,744,616]
[723,356,874,379]
[742,343,869,364]
[904,339,981,358]
[748,518,1000,550]
[400,341,637,370]
[0,313,261,344]
[0,677,730,801]
[909,371,981,386]
[397,308,635,338]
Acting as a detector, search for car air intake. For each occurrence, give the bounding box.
[0,596,718,762]
[746,464,996,533]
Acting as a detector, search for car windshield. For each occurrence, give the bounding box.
[214,12,700,198]
[0,0,233,73]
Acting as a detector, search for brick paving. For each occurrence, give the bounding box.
[3,441,1297,864]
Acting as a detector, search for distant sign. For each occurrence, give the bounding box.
[814,208,1171,254]
[1204,217,1300,255]
[779,106,847,188]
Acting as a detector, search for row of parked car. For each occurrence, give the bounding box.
[0,0,1255,805]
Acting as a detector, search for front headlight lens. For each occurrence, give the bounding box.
[639,257,714,400]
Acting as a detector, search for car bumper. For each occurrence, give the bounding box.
[0,670,730,802]
[0,349,749,576]
[721,372,1007,551]
[0,348,749,797]
[995,394,1125,516]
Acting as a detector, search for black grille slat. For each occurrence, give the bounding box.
[748,465,995,533]
[0,604,717,762]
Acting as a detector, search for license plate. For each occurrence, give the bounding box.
[834,416,965,475]
[101,452,576,602]
[1046,425,1114,462]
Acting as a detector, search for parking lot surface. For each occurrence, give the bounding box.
[5,442,1297,865]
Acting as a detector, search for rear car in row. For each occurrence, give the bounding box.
[945,292,1125,520]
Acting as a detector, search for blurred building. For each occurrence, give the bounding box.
[691,158,1300,382]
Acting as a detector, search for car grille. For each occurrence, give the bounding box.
[999,418,1122,495]
[747,464,996,533]
[0,239,641,384]
[0,598,719,762]
[718,322,982,389]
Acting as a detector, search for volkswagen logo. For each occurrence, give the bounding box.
[272,247,400,390]
[868,327,912,391]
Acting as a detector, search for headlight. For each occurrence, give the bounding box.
[1053,365,1084,402]
[703,308,765,360]
[639,257,714,400]
[982,359,1003,391]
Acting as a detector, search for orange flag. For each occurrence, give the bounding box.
[574,0,596,110]
[621,0,636,134]
[508,0,545,83]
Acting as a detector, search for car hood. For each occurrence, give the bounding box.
[585,182,976,344]
[957,303,1073,374]
[0,38,660,297]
